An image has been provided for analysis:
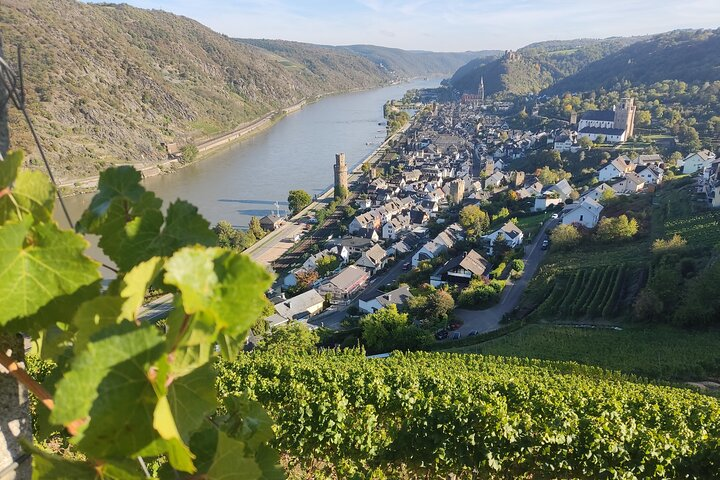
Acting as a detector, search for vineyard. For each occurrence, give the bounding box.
[218,351,720,479]
[450,324,720,380]
[663,210,720,248]
[534,265,646,319]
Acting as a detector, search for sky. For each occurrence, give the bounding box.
[90,1,720,51]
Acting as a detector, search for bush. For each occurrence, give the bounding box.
[550,224,581,250]
[511,259,525,272]
[652,234,688,254]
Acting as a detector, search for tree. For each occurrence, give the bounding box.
[652,234,687,254]
[360,305,432,353]
[679,125,702,151]
[334,185,348,201]
[361,162,371,174]
[214,220,240,249]
[668,151,684,167]
[636,110,652,127]
[292,269,319,294]
[257,323,319,354]
[459,204,490,236]
[550,224,581,250]
[288,189,312,215]
[180,143,198,162]
[248,216,265,239]
[425,290,455,325]
[594,134,606,145]
[600,188,616,204]
[578,136,593,150]
[316,254,341,277]
[252,296,276,335]
[595,215,638,242]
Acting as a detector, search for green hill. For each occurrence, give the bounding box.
[449,37,643,97]
[546,28,720,94]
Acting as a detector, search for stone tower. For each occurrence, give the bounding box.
[448,179,465,204]
[334,152,348,193]
[614,97,636,138]
[478,76,485,103]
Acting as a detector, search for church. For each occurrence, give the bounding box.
[577,98,636,143]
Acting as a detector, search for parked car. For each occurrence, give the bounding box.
[551,213,559,219]
[448,321,462,331]
[541,239,549,250]
[402,262,411,271]
[451,332,461,340]
[435,329,449,340]
[468,330,479,337]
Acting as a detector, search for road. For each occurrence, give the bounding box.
[454,218,558,336]
[309,247,421,330]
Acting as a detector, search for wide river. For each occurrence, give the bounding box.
[61,78,440,234]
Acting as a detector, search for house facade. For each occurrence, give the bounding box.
[562,198,603,228]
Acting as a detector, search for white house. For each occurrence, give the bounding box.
[581,183,614,202]
[381,215,411,240]
[562,198,603,229]
[547,179,574,201]
[682,150,717,175]
[532,195,563,212]
[612,172,645,194]
[317,266,370,302]
[411,224,463,266]
[484,221,524,253]
[598,157,632,182]
[358,285,413,314]
[430,250,490,288]
[635,164,663,185]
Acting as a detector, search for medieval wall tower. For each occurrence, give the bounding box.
[334,152,348,193]
[614,97,637,138]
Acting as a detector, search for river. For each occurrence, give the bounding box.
[60,78,440,233]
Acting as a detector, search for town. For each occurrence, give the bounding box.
[243,91,719,351]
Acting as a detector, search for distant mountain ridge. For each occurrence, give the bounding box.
[545,29,720,94]
[237,39,500,79]
[1,0,493,180]
[449,36,646,96]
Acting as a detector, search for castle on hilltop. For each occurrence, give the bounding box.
[577,98,636,143]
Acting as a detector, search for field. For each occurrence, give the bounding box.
[663,210,720,248]
[449,324,720,381]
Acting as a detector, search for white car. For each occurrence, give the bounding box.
[551,213,559,219]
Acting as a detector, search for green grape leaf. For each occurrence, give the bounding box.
[0,169,56,223]
[254,444,286,480]
[0,149,23,189]
[81,166,146,221]
[168,319,215,376]
[0,218,100,325]
[51,323,165,458]
[190,426,263,480]
[167,362,217,439]
[72,296,124,353]
[119,256,165,322]
[26,442,142,479]
[156,199,217,254]
[153,396,196,473]
[217,394,275,450]
[164,247,273,337]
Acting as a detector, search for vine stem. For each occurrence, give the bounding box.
[0,350,54,410]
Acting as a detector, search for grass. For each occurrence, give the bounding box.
[513,212,548,239]
[450,324,720,381]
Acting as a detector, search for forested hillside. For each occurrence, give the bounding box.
[546,29,720,94]
[449,36,644,96]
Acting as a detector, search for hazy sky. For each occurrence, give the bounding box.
[91,1,720,51]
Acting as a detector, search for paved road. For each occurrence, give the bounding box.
[454,218,558,336]
[309,248,421,330]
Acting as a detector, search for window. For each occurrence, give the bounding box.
[580,215,584,221]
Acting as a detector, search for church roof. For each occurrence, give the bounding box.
[580,110,615,122]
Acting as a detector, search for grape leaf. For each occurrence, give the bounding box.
[81,166,146,221]
[217,394,275,450]
[0,149,23,188]
[72,296,125,353]
[119,256,165,322]
[156,199,217,254]
[164,247,273,337]
[26,442,142,480]
[153,396,196,473]
[190,426,263,480]
[167,362,217,439]
[0,218,100,325]
[51,323,165,458]
[0,169,56,223]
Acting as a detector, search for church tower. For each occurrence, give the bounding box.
[478,76,485,103]
[614,97,636,139]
